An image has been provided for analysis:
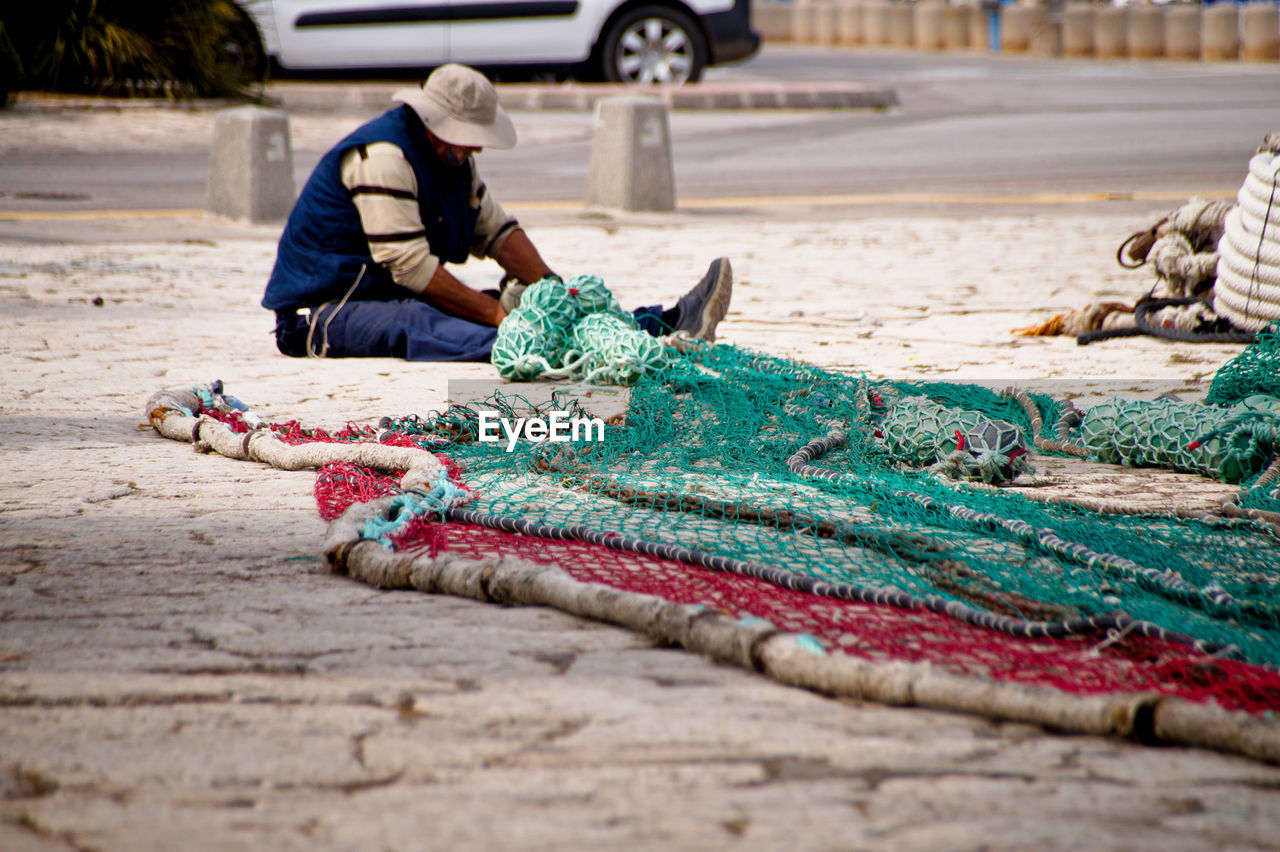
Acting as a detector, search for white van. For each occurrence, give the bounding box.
[235,0,759,84]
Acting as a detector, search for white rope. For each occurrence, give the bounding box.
[1213,150,1280,333]
[1213,276,1280,323]
[1218,239,1280,288]
[1219,208,1280,269]
[145,385,453,494]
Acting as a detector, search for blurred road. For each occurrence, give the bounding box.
[2,44,1279,226]
[486,46,1280,204]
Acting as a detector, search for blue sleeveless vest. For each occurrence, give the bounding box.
[262,105,480,312]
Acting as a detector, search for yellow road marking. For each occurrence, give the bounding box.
[669,190,1237,209]
[0,189,1237,221]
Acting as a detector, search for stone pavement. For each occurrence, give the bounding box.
[2,106,1280,850]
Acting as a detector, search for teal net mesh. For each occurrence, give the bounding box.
[383,342,1280,669]
[1208,323,1280,406]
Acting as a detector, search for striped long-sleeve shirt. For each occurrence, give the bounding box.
[339,141,518,294]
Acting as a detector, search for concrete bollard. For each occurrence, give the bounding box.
[1029,9,1061,56]
[585,96,675,212]
[969,3,991,51]
[205,106,295,223]
[916,1,947,50]
[815,1,841,44]
[1061,4,1095,56]
[943,4,971,48]
[1001,3,1035,53]
[1241,3,1280,62]
[1201,4,1239,61]
[1127,5,1165,59]
[788,0,819,43]
[888,2,915,46]
[1093,6,1128,59]
[864,0,892,45]
[837,0,865,44]
[1164,5,1200,61]
[753,1,793,42]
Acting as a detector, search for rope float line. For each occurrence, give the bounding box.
[145,387,463,497]
[151,386,1101,637]
[151,381,1183,642]
[145,387,1280,764]
[324,498,1280,766]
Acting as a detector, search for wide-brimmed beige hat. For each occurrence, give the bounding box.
[393,64,517,149]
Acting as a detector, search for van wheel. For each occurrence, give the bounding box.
[599,6,706,85]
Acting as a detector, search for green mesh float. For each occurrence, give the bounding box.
[880,396,1033,484]
[564,273,626,317]
[1079,395,1280,484]
[490,274,670,385]
[517,277,582,333]
[566,312,671,385]
[490,304,570,382]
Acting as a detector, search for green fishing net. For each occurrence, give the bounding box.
[390,335,1280,667]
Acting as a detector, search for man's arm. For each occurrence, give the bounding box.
[343,143,441,293]
[422,264,506,327]
[468,163,555,287]
[342,144,505,325]
[494,227,555,286]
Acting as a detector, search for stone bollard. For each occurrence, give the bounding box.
[1001,3,1036,52]
[1127,5,1165,59]
[889,2,916,46]
[969,2,991,51]
[1164,4,1200,61]
[585,96,675,212]
[943,4,971,48]
[753,1,793,42]
[1241,3,1280,62]
[205,106,295,223]
[815,1,841,44]
[1061,3,1094,56]
[864,0,892,45]
[1093,5,1128,59]
[838,0,865,44]
[791,0,817,43]
[1029,8,1061,56]
[1202,4,1239,61]
[916,1,947,50]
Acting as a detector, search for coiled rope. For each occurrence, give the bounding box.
[1027,132,1280,344]
[1214,144,1280,333]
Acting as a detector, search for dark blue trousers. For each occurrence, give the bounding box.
[276,298,666,362]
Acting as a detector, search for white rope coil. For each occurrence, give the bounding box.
[1214,150,1280,333]
[1214,279,1280,323]
[1218,208,1280,269]
[1218,242,1280,293]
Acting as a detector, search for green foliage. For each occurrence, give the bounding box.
[0,22,22,106]
[0,0,264,100]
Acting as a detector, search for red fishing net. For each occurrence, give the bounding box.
[315,462,1280,716]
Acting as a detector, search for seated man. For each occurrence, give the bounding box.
[263,63,732,361]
